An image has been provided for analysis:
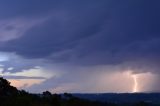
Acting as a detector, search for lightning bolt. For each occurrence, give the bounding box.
[133,75,138,92]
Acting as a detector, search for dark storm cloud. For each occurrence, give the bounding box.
[0,0,160,73]
[3,75,45,79]
[0,0,109,58]
[0,0,57,19]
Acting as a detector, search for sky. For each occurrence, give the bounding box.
[0,0,160,93]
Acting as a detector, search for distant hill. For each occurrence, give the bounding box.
[73,93,160,103]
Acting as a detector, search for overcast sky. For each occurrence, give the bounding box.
[0,0,160,93]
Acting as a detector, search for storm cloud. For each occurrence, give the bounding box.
[0,0,160,92]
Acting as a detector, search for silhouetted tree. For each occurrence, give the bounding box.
[43,91,52,97]
[0,77,18,96]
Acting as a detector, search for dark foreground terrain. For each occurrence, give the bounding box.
[0,77,159,106]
